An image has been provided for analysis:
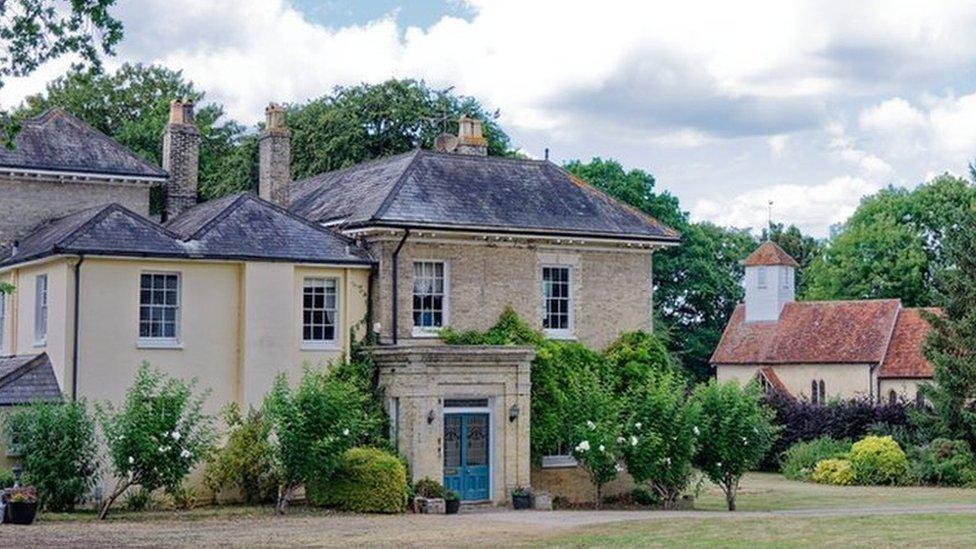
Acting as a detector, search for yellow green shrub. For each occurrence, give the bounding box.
[307,447,408,513]
[849,435,907,485]
[811,458,855,485]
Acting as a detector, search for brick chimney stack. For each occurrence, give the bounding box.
[456,115,488,156]
[259,103,291,207]
[162,99,200,220]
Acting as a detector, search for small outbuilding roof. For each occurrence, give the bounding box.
[0,353,63,406]
[0,193,371,267]
[288,149,679,242]
[743,241,799,268]
[0,108,167,179]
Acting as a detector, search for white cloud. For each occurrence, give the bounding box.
[691,175,884,238]
[2,0,976,235]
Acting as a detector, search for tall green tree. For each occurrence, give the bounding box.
[563,157,756,381]
[1,0,123,141]
[16,63,253,205]
[805,174,976,305]
[920,211,976,452]
[287,79,513,179]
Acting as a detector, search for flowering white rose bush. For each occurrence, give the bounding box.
[620,370,700,508]
[568,366,622,509]
[97,362,215,519]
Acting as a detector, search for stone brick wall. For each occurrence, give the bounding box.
[369,236,654,350]
[531,465,636,504]
[0,176,151,248]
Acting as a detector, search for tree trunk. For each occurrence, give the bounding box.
[276,485,294,515]
[724,476,738,512]
[98,479,133,520]
[595,483,603,510]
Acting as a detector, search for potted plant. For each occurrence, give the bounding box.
[511,486,531,510]
[444,491,460,515]
[5,486,38,525]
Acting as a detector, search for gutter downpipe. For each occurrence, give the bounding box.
[390,229,410,345]
[71,254,84,401]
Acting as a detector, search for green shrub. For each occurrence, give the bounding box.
[780,437,851,481]
[440,307,543,346]
[124,487,156,511]
[413,477,446,499]
[848,435,908,485]
[97,363,216,519]
[603,331,681,393]
[3,400,100,511]
[630,487,660,506]
[811,459,855,485]
[907,438,976,487]
[307,447,408,513]
[204,404,277,503]
[0,468,14,489]
[621,370,699,508]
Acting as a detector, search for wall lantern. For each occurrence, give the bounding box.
[509,403,520,423]
[427,409,436,425]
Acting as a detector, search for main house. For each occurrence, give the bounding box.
[712,241,934,404]
[0,102,678,503]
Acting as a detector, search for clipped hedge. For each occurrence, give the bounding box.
[307,447,408,513]
[849,435,907,485]
[811,459,855,486]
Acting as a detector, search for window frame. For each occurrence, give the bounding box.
[411,260,449,338]
[541,264,574,339]
[137,271,182,349]
[34,274,48,346]
[301,276,340,350]
[757,266,768,289]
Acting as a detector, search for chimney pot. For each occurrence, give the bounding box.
[455,115,488,156]
[265,103,286,133]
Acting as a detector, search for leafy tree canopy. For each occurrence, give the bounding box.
[287,79,513,179]
[805,174,976,306]
[16,63,252,204]
[1,0,123,141]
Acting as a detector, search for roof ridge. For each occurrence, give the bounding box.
[186,193,252,240]
[370,149,426,222]
[29,107,167,177]
[788,298,902,306]
[0,353,48,388]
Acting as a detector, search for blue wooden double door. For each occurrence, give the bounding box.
[443,413,490,501]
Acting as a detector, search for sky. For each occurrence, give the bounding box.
[4,0,976,237]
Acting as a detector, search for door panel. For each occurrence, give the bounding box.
[443,412,490,501]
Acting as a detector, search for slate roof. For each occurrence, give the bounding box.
[0,193,371,267]
[0,353,62,406]
[744,241,800,267]
[879,308,936,379]
[711,299,902,365]
[0,108,166,179]
[288,150,679,242]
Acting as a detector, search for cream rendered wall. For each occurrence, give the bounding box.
[0,271,12,353]
[76,258,241,412]
[716,363,874,400]
[371,238,653,350]
[9,259,73,387]
[879,379,926,403]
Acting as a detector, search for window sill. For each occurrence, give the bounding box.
[137,339,183,350]
[411,328,443,338]
[301,341,341,351]
[541,455,578,468]
[33,340,46,348]
[544,331,576,341]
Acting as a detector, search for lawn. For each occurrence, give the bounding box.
[10,473,976,547]
[694,471,976,511]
